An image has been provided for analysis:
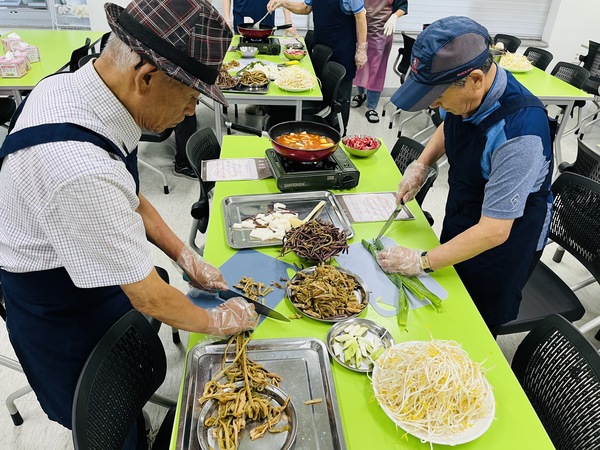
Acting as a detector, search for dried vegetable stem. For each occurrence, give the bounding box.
[287,264,365,319]
[280,219,348,263]
[234,276,273,304]
[199,334,290,450]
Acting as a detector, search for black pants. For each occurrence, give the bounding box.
[174,114,197,167]
[338,78,352,135]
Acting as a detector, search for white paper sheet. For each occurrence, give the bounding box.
[336,192,414,223]
[202,158,272,181]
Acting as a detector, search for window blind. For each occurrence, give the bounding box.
[211,0,553,40]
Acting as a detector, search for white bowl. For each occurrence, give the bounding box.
[238,46,258,58]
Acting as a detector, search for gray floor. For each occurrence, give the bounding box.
[1,98,600,449]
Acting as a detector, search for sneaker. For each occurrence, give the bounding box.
[174,163,197,179]
[245,104,263,115]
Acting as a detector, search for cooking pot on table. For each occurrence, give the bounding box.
[237,23,292,40]
[227,121,341,163]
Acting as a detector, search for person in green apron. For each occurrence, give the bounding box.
[380,16,554,331]
[0,0,257,433]
[267,0,368,132]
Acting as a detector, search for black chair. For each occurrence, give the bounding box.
[99,31,111,53]
[523,47,553,71]
[511,314,600,450]
[69,37,91,72]
[77,53,100,69]
[493,34,521,53]
[311,44,333,81]
[383,32,415,121]
[186,128,221,256]
[495,172,600,336]
[577,40,600,129]
[72,309,175,450]
[0,96,16,129]
[304,29,314,53]
[264,61,347,135]
[0,289,34,426]
[389,136,437,225]
[549,61,590,137]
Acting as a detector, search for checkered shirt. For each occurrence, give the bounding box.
[0,62,154,288]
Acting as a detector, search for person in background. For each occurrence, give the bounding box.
[0,0,257,437]
[380,16,553,332]
[267,0,367,132]
[223,0,297,115]
[351,0,408,123]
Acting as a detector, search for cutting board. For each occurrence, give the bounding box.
[335,237,448,317]
[188,249,295,325]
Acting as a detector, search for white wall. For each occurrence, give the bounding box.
[87,0,600,92]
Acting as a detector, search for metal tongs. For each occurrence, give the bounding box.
[376,201,404,240]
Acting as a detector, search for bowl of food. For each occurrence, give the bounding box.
[238,46,259,58]
[280,218,349,263]
[286,42,305,50]
[283,49,307,61]
[341,135,382,158]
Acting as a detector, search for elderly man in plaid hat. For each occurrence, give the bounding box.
[379,16,554,333]
[0,0,257,436]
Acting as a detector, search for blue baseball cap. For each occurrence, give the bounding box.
[390,16,491,112]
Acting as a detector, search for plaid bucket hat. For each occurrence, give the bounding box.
[105,0,232,106]
[391,16,491,112]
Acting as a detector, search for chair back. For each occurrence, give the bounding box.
[560,137,600,182]
[311,44,333,80]
[493,34,521,53]
[548,172,600,282]
[304,29,314,53]
[550,61,590,89]
[390,136,438,206]
[523,47,553,71]
[0,97,16,126]
[99,31,111,54]
[319,61,346,131]
[512,314,600,450]
[579,40,600,76]
[72,309,167,450]
[186,128,220,234]
[396,32,415,82]
[78,53,100,69]
[69,38,91,72]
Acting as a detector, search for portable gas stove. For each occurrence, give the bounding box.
[238,36,281,55]
[266,148,360,192]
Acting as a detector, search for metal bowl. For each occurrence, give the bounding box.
[326,318,395,373]
[239,46,259,58]
[197,381,297,449]
[286,266,369,322]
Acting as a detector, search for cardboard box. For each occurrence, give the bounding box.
[12,42,40,63]
[1,34,22,53]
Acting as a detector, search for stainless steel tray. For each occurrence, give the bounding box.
[222,190,354,249]
[176,338,347,450]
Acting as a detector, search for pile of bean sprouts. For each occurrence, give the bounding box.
[372,340,493,448]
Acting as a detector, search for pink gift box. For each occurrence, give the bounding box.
[1,36,22,53]
[0,55,29,78]
[13,42,40,63]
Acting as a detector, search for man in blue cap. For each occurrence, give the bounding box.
[377,16,554,332]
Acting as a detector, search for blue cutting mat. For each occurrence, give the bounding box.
[187,249,295,325]
[335,237,448,317]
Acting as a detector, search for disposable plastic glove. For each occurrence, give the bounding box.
[377,246,424,277]
[205,297,258,336]
[383,14,398,36]
[284,26,299,39]
[176,246,228,292]
[355,43,367,69]
[396,161,437,204]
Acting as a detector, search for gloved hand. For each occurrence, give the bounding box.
[205,297,258,336]
[377,246,423,276]
[267,0,285,12]
[383,14,397,36]
[176,246,228,292]
[284,26,299,39]
[355,43,367,69]
[396,161,437,204]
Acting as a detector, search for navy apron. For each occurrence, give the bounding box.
[440,95,553,328]
[0,99,140,429]
[233,0,275,30]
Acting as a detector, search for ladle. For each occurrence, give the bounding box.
[252,11,271,29]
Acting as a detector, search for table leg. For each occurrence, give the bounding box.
[295,100,303,121]
[554,100,574,165]
[214,100,223,145]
